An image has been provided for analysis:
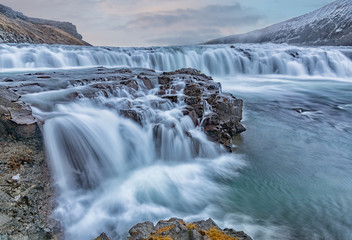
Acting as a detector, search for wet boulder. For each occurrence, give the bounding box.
[157,68,246,151]
[128,221,156,239]
[94,232,110,240]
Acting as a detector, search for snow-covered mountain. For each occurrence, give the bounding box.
[205,0,352,46]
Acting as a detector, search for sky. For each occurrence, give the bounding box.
[1,0,334,47]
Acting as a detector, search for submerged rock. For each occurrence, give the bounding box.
[128,218,252,240]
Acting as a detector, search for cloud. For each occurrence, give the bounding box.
[116,3,264,45]
[1,0,263,46]
[125,4,263,29]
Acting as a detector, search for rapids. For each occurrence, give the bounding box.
[1,43,352,78]
[1,43,351,240]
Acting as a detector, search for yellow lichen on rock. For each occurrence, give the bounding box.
[179,220,186,226]
[206,227,240,240]
[148,236,173,240]
[156,225,175,234]
[128,218,252,240]
[186,223,198,230]
[148,225,175,240]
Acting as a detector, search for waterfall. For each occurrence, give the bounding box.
[21,71,245,239]
[4,42,352,240]
[1,43,352,78]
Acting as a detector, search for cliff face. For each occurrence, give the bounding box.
[206,0,352,46]
[0,3,90,46]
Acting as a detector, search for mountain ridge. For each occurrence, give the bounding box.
[0,3,90,46]
[205,0,352,46]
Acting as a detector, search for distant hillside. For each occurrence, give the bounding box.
[205,0,352,46]
[0,4,90,46]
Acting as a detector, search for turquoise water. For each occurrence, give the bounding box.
[216,75,352,240]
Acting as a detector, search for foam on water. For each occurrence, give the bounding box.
[1,43,352,79]
[34,99,247,239]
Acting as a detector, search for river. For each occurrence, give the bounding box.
[1,43,351,240]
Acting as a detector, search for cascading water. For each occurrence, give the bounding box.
[20,73,245,239]
[1,43,352,78]
[2,43,352,240]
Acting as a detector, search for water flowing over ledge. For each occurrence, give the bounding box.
[1,67,246,239]
[1,43,351,240]
[1,43,352,78]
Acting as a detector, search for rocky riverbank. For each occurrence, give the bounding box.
[0,87,61,239]
[0,67,246,239]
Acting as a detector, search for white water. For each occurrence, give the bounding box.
[22,73,248,239]
[3,43,352,240]
[1,43,352,78]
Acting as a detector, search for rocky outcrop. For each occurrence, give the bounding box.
[0,3,89,45]
[2,67,245,151]
[127,218,252,240]
[160,68,245,150]
[0,87,61,239]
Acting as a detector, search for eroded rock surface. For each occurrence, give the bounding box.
[0,87,61,239]
[162,68,245,150]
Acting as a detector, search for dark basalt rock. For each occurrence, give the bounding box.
[159,68,245,151]
[1,67,245,151]
[120,109,143,125]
